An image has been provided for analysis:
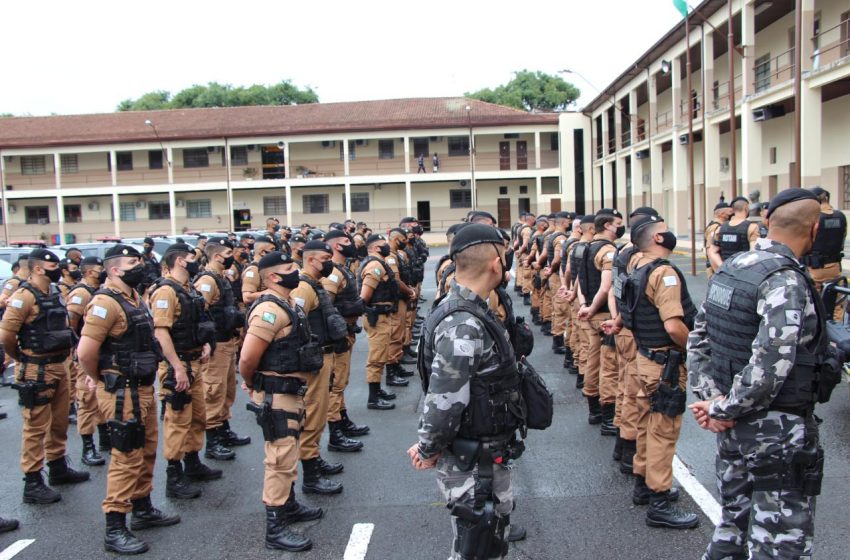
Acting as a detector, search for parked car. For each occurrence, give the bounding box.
[123,236,194,255]
[52,242,161,262]
[0,245,67,265]
[0,260,13,282]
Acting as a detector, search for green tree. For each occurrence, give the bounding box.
[117,80,318,111]
[466,70,580,112]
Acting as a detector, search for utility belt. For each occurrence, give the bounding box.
[101,371,156,393]
[246,392,305,442]
[176,350,202,362]
[11,357,62,409]
[365,303,396,327]
[252,372,307,396]
[161,362,196,411]
[802,253,842,269]
[638,347,670,364]
[639,347,687,418]
[18,352,69,365]
[751,419,823,497]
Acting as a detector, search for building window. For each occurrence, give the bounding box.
[754,54,771,93]
[230,146,248,166]
[303,194,329,214]
[342,192,370,213]
[448,136,470,157]
[550,133,559,151]
[412,138,429,159]
[187,199,212,218]
[263,196,287,215]
[842,165,850,210]
[60,154,79,173]
[148,201,170,220]
[120,202,137,221]
[378,140,395,159]
[183,148,209,168]
[149,150,164,170]
[338,141,356,161]
[117,151,133,171]
[25,205,50,224]
[519,185,528,194]
[769,147,777,164]
[503,133,520,139]
[499,186,508,195]
[449,189,472,209]
[64,204,82,223]
[21,155,46,175]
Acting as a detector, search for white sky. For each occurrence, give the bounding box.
[0,0,683,116]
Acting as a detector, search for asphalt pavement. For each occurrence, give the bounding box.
[0,247,847,559]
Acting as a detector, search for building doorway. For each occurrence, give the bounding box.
[518,197,530,215]
[417,200,431,231]
[499,142,511,170]
[261,146,285,179]
[517,141,528,170]
[497,198,511,228]
[234,209,251,231]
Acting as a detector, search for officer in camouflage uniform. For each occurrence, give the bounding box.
[409,224,525,559]
[688,189,839,560]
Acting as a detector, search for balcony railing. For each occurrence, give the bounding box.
[635,119,647,142]
[753,47,795,93]
[607,137,616,154]
[655,110,673,134]
[812,16,850,68]
[711,74,743,112]
[679,92,703,121]
[621,129,632,149]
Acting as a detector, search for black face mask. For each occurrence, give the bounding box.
[614,225,626,239]
[185,260,200,277]
[98,271,107,284]
[69,270,82,282]
[273,225,281,232]
[340,244,356,258]
[504,249,514,271]
[657,231,677,251]
[378,245,391,257]
[120,265,146,288]
[319,260,334,278]
[292,249,302,259]
[45,267,62,283]
[221,256,235,269]
[492,246,507,291]
[276,270,300,290]
[144,246,153,254]
[412,226,423,235]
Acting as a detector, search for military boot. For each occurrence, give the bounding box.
[130,495,181,530]
[301,458,343,495]
[646,491,699,529]
[531,308,542,325]
[327,421,363,452]
[385,365,410,387]
[403,345,418,358]
[265,505,312,552]
[400,352,417,365]
[204,428,236,461]
[575,372,584,389]
[586,395,602,425]
[633,475,680,505]
[339,409,369,436]
[620,439,637,474]
[600,404,618,436]
[22,471,61,504]
[104,512,149,555]
[68,401,78,425]
[47,456,90,485]
[389,362,414,378]
[316,456,344,475]
[221,420,251,447]
[0,517,19,533]
[612,436,624,462]
[165,461,202,499]
[282,483,324,523]
[367,383,395,410]
[563,346,574,367]
[183,451,222,481]
[523,294,531,306]
[97,423,112,452]
[552,334,566,354]
[81,434,106,466]
[541,320,552,336]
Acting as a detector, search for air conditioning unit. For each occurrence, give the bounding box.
[720,157,730,172]
[355,139,368,146]
[752,104,786,122]
[635,149,650,160]
[459,180,468,187]
[88,201,100,211]
[135,200,147,209]
[246,145,257,151]
[207,146,222,154]
[321,141,336,148]
[678,131,703,145]
[175,199,185,208]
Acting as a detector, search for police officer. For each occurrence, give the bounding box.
[65,247,83,267]
[194,236,208,267]
[517,213,536,305]
[77,244,180,555]
[558,216,584,372]
[0,248,89,504]
[804,186,847,292]
[239,251,323,552]
[409,223,525,559]
[57,258,81,298]
[621,215,698,529]
[352,223,368,263]
[707,196,759,272]
[565,215,595,389]
[290,235,307,267]
[242,235,277,305]
[139,237,161,293]
[703,202,733,279]
[688,188,837,559]
[385,229,417,382]
[543,212,572,352]
[757,202,769,238]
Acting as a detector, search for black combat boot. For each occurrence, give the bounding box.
[552,334,566,354]
[23,471,61,504]
[104,512,149,555]
[507,519,527,542]
[183,451,222,482]
[633,475,680,505]
[612,436,624,462]
[575,372,584,389]
[367,383,395,410]
[531,309,541,325]
[68,401,77,425]
[166,461,202,499]
[47,456,90,485]
[0,517,19,533]
[563,346,574,366]
[205,428,236,461]
[620,439,636,474]
[600,404,618,436]
[339,409,370,436]
[282,483,324,523]
[130,495,181,530]
[98,423,112,452]
[389,362,414,378]
[541,320,552,336]
[327,421,363,452]
[376,385,396,400]
[586,395,602,425]
[81,434,106,466]
[522,294,531,306]
[646,491,699,529]
[301,458,343,495]
[400,352,417,365]
[316,456,344,475]
[265,506,312,552]
[385,365,410,387]
[403,345,418,358]
[221,420,251,447]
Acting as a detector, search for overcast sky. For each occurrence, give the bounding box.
[0,0,683,116]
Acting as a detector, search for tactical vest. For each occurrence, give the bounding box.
[495,286,534,358]
[623,259,696,349]
[806,211,846,266]
[354,236,368,260]
[153,278,212,352]
[197,271,243,341]
[704,250,826,410]
[331,263,365,318]
[141,253,160,284]
[533,233,545,254]
[438,262,457,297]
[359,256,399,303]
[395,250,412,286]
[546,232,568,267]
[249,295,323,374]
[417,296,525,439]
[560,238,579,275]
[577,240,615,313]
[232,263,244,304]
[518,226,532,252]
[97,289,160,378]
[435,254,452,285]
[298,276,348,345]
[18,283,73,354]
[717,220,752,261]
[68,283,98,335]
[612,244,638,323]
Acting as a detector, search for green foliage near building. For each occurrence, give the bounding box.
[117,80,319,111]
[466,70,580,112]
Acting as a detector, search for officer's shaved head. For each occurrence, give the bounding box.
[768,199,821,238]
[732,199,748,213]
[635,222,666,251]
[455,243,504,275]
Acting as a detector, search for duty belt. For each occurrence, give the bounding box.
[254,373,307,396]
[638,347,670,365]
[767,404,813,418]
[18,352,69,365]
[177,350,202,362]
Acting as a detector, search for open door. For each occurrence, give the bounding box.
[234,209,252,231]
[417,200,431,232]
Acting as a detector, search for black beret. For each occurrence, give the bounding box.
[143,237,155,245]
[16,255,28,264]
[300,223,311,228]
[310,232,325,241]
[207,237,234,249]
[81,256,103,266]
[28,248,61,262]
[729,196,749,206]
[240,233,254,240]
[399,216,417,224]
[554,211,572,220]
[258,251,294,270]
[365,234,387,246]
[469,211,497,224]
[766,188,819,218]
[498,228,511,242]
[629,206,659,218]
[447,223,470,236]
[535,216,550,224]
[630,215,665,242]
[164,242,193,257]
[389,227,409,237]
[580,215,595,225]
[328,222,345,231]
[713,202,731,211]
[302,240,332,254]
[808,186,828,198]
[197,235,208,240]
[104,244,142,260]
[253,235,274,245]
[450,224,504,259]
[324,230,351,242]
[597,208,623,218]
[59,258,72,269]
[290,234,307,243]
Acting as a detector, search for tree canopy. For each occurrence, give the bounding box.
[117,80,318,111]
[466,70,580,112]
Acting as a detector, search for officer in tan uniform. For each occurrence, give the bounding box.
[703,203,733,279]
[0,248,89,505]
[241,235,276,305]
[240,251,323,552]
[194,236,208,267]
[805,186,847,293]
[564,216,594,388]
[77,244,180,555]
[0,256,29,312]
[558,216,584,369]
[57,258,81,299]
[150,243,219,499]
[384,229,417,384]
[707,196,760,272]
[543,212,572,350]
[517,213,535,305]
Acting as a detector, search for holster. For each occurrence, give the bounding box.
[108,418,146,453]
[162,365,194,411]
[246,400,303,442]
[365,307,379,328]
[648,349,686,418]
[751,444,824,497]
[11,380,53,409]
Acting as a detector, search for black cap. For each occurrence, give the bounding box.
[449,224,504,259]
[208,237,234,249]
[554,211,572,220]
[290,234,307,244]
[324,230,351,242]
[713,202,731,211]
[197,235,208,240]
[258,251,294,270]
[143,237,154,245]
[809,186,828,199]
[469,211,497,224]
[58,258,72,269]
[28,248,61,262]
[447,223,470,236]
[366,234,387,246]
[240,233,254,240]
[498,228,511,242]
[104,244,142,260]
[730,196,749,206]
[164,242,194,257]
[300,223,311,229]
[766,188,819,218]
[580,215,595,225]
[597,208,623,218]
[399,216,417,225]
[302,240,332,254]
[253,235,274,245]
[328,222,344,230]
[81,256,103,266]
[630,215,665,242]
[535,216,550,225]
[629,206,658,218]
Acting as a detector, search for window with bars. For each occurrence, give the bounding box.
[342,192,370,213]
[25,206,50,224]
[60,154,79,173]
[378,140,395,159]
[263,196,287,215]
[187,199,212,218]
[21,155,46,175]
[120,202,137,221]
[149,150,164,170]
[448,136,470,157]
[230,146,249,166]
[449,189,472,209]
[303,194,329,214]
[148,201,170,220]
[843,166,850,210]
[64,204,82,223]
[338,141,356,161]
[755,54,771,92]
[182,148,209,168]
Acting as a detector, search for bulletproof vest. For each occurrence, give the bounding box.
[577,240,615,313]
[717,220,752,261]
[68,283,98,335]
[704,221,719,248]
[197,271,243,341]
[232,263,244,304]
[97,289,159,375]
[354,236,368,260]
[495,286,534,358]
[250,295,322,374]
[623,259,696,349]
[331,263,365,318]
[417,296,524,439]
[405,245,424,283]
[395,250,412,286]
[358,256,399,303]
[17,283,73,354]
[704,249,826,410]
[435,254,452,285]
[141,253,160,283]
[519,226,532,251]
[153,278,210,352]
[612,244,638,323]
[298,275,348,345]
[533,233,545,254]
[438,262,457,297]
[560,238,579,275]
[546,232,568,267]
[809,211,846,263]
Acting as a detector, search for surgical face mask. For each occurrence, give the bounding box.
[378,245,391,257]
[45,267,62,283]
[221,255,235,269]
[276,270,300,290]
[340,244,356,258]
[504,250,514,271]
[69,270,82,282]
[657,231,677,251]
[319,260,334,278]
[144,245,153,254]
[614,225,626,239]
[120,264,146,288]
[184,260,200,277]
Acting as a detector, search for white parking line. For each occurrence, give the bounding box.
[343,523,374,560]
[673,455,722,526]
[0,539,35,560]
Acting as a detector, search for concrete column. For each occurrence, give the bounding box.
[54,153,65,242]
[343,140,350,176]
[112,192,121,237]
[671,137,689,235]
[601,111,610,156]
[672,55,682,128]
[601,157,612,207]
[535,176,543,213]
[166,147,174,184]
[0,155,9,244]
[801,0,815,71]
[742,0,756,97]
[403,137,410,173]
[283,142,291,179]
[534,131,541,169]
[285,184,293,227]
[704,122,721,204]
[616,156,628,212]
[800,85,822,187]
[110,150,118,186]
[628,90,638,145]
[167,190,177,236]
[344,182,352,220]
[741,100,763,196]
[614,102,623,153]
[648,73,658,136]
[703,29,715,110]
[650,142,663,211]
[405,179,412,217]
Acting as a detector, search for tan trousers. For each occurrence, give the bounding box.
[531,274,542,310]
[541,278,552,322]
[549,275,567,335]
[158,359,206,461]
[74,360,104,436]
[299,353,333,461]
[613,330,640,441]
[364,313,391,383]
[254,390,305,506]
[328,339,354,423]
[97,382,157,513]
[388,300,407,364]
[632,354,684,492]
[67,355,78,408]
[568,300,581,356]
[18,359,70,473]
[579,314,609,399]
[810,263,845,321]
[522,265,534,295]
[202,338,237,430]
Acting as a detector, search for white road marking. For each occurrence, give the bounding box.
[343,523,374,560]
[0,540,35,560]
[673,455,722,526]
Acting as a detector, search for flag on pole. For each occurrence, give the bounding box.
[673,0,689,17]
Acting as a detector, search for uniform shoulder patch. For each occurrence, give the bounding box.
[293,297,306,308]
[10,299,23,309]
[262,311,276,324]
[453,339,476,357]
[71,296,83,305]
[328,273,339,284]
[156,300,169,309]
[3,283,12,290]
[605,251,615,261]
[662,275,678,287]
[373,267,383,277]
[785,309,801,326]
[92,305,108,319]
[386,258,396,264]
[245,271,255,278]
[200,284,212,292]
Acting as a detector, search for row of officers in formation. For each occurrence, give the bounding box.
[0,216,431,554]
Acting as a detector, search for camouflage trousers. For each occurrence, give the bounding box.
[436,450,514,560]
[704,411,818,560]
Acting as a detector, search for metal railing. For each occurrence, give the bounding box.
[621,128,632,149]
[607,137,617,154]
[711,74,743,111]
[812,16,850,68]
[679,92,703,121]
[753,47,795,93]
[655,110,673,134]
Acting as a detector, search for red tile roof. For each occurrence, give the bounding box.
[0,97,560,150]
